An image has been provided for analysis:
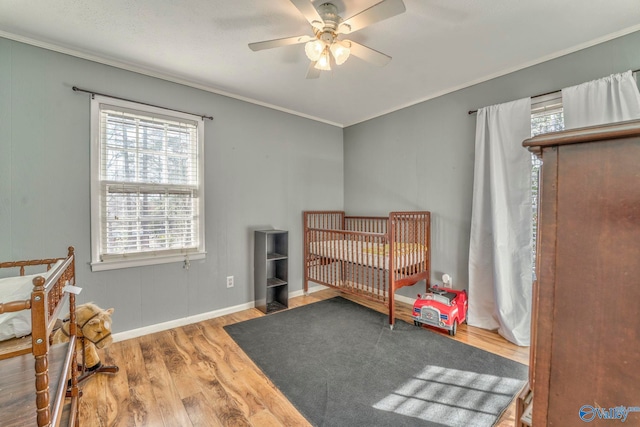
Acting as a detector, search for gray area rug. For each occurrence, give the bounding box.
[224,297,527,427]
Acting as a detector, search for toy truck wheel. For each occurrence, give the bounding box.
[449,319,458,336]
[463,309,468,324]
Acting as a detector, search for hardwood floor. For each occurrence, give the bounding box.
[79,289,529,426]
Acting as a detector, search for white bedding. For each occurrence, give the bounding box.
[308,240,426,270]
[0,260,63,341]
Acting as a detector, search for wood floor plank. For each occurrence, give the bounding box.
[182,391,225,427]
[95,343,136,427]
[78,359,111,427]
[166,326,253,426]
[119,338,165,427]
[227,363,312,427]
[81,290,528,427]
[194,360,252,427]
[180,325,266,420]
[79,343,122,427]
[248,409,283,427]
[196,321,311,427]
[154,330,200,400]
[139,332,193,427]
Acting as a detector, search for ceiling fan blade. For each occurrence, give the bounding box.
[348,41,392,67]
[249,35,312,51]
[306,62,321,79]
[339,0,406,34]
[289,0,324,30]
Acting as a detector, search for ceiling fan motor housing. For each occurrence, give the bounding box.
[317,3,341,33]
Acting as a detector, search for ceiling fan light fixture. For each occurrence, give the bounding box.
[314,47,332,71]
[330,40,351,65]
[304,39,325,61]
[248,0,407,77]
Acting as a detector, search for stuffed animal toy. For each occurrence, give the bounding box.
[51,302,115,372]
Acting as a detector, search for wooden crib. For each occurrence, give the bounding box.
[303,211,431,328]
[0,247,80,426]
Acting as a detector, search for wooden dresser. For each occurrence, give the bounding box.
[518,119,640,426]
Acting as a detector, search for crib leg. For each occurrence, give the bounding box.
[389,324,394,330]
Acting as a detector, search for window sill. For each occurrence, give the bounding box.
[90,252,206,272]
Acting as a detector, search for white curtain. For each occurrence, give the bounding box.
[562,70,640,128]
[468,98,532,346]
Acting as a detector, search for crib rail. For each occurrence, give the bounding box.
[305,227,385,238]
[0,258,63,276]
[304,225,390,301]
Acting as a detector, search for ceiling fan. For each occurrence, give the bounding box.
[248,0,406,78]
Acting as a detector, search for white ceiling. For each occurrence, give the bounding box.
[1,0,640,127]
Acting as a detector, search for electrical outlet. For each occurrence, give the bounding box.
[226,276,234,288]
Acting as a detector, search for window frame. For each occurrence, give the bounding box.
[90,95,206,271]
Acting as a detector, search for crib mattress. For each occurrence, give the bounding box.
[308,240,426,270]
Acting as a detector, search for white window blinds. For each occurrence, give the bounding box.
[91,97,205,270]
[531,92,564,136]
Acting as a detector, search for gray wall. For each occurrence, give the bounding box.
[343,31,640,298]
[0,38,344,333]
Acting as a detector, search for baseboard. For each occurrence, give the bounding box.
[294,282,417,306]
[112,285,417,343]
[112,301,255,343]
[289,283,328,297]
[395,293,417,306]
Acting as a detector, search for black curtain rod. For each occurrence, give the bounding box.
[72,86,214,121]
[467,68,640,115]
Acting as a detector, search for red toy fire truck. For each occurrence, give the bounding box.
[412,286,468,336]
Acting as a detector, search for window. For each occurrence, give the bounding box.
[530,92,564,269]
[531,92,564,137]
[90,96,205,271]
